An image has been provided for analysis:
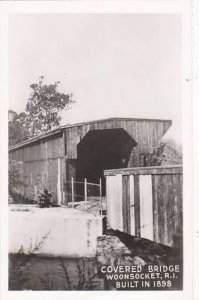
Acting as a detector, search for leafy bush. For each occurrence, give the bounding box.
[151,139,182,166]
[9,162,24,197]
[37,188,53,208]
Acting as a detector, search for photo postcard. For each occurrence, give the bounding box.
[0,1,194,300]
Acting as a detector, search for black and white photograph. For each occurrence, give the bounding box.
[0,1,194,299]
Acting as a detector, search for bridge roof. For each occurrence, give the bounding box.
[9,117,172,151]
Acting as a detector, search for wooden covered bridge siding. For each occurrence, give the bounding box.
[9,118,171,204]
[63,118,172,184]
[105,166,183,247]
[9,133,66,204]
[64,118,172,162]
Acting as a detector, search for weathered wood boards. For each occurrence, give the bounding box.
[105,165,183,247]
[106,174,123,231]
[9,134,65,204]
[9,118,172,205]
[140,175,153,240]
[63,118,172,162]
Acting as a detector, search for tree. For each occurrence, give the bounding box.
[151,138,182,166]
[9,112,30,146]
[25,76,74,137]
[9,77,74,145]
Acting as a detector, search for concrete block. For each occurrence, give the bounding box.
[9,205,103,257]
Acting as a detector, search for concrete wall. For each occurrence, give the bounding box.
[9,205,103,257]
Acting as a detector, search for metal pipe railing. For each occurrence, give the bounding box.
[65,177,104,214]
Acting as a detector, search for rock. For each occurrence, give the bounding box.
[97,235,133,266]
[131,256,146,267]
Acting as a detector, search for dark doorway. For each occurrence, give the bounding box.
[76,128,137,195]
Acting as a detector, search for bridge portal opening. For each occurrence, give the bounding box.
[76,128,137,195]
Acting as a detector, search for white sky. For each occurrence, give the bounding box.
[9,13,182,142]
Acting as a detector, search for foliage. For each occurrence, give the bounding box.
[37,187,53,208]
[151,138,182,166]
[9,255,101,290]
[9,112,30,146]
[9,162,24,196]
[9,76,74,146]
[58,258,100,290]
[25,76,73,136]
[9,231,51,290]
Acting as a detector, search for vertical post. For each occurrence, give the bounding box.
[99,178,102,215]
[34,184,37,202]
[57,157,62,205]
[84,178,87,206]
[71,177,75,208]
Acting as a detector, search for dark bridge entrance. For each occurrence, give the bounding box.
[76,128,137,195]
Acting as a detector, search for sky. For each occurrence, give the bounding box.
[9,13,182,142]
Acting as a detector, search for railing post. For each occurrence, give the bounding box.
[84,178,87,207]
[99,178,102,215]
[71,177,75,208]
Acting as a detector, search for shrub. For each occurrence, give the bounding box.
[151,139,182,166]
[9,162,24,197]
[37,188,53,208]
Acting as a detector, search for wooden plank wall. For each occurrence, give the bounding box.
[64,119,172,163]
[9,119,172,205]
[9,134,65,204]
[105,166,183,247]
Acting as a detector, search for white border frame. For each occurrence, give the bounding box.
[0,1,192,300]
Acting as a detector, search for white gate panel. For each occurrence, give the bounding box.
[139,175,153,240]
[106,174,123,231]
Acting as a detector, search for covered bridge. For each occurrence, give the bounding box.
[9,117,172,205]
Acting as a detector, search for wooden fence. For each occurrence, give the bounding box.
[104,165,183,247]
